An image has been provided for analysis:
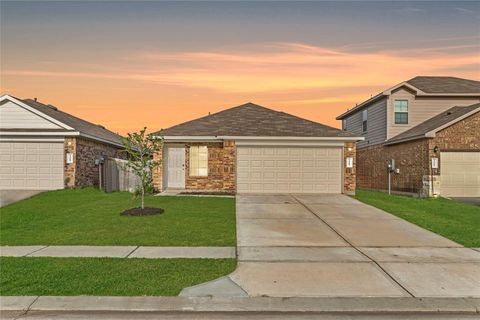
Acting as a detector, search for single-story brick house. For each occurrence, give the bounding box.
[337,76,480,197]
[152,103,363,194]
[0,94,125,190]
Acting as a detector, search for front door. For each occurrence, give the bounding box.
[167,147,185,188]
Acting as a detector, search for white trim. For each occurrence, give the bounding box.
[0,131,123,147]
[161,135,364,142]
[235,140,346,147]
[0,137,65,142]
[382,82,423,95]
[0,95,74,130]
[162,136,222,142]
[0,131,79,136]
[218,136,364,142]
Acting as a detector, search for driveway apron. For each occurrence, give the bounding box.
[231,194,480,298]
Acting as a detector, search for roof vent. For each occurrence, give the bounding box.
[34,97,37,102]
[47,104,58,111]
[446,111,452,115]
[97,124,106,129]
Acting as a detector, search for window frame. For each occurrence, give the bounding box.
[394,100,409,125]
[362,109,368,133]
[189,145,208,177]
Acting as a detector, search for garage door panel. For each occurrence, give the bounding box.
[237,146,342,194]
[0,141,64,190]
[441,152,480,197]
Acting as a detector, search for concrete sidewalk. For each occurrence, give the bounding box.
[1,295,479,315]
[0,246,236,259]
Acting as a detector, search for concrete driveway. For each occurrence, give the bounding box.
[230,194,480,298]
[0,190,43,207]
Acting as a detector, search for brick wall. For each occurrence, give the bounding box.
[343,142,356,195]
[357,140,430,195]
[64,137,124,188]
[152,145,163,191]
[152,140,236,192]
[64,137,76,187]
[356,111,480,196]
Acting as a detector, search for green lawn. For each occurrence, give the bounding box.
[0,257,236,296]
[0,188,235,246]
[355,190,480,247]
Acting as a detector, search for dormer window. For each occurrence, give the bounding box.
[394,100,409,124]
[362,109,368,133]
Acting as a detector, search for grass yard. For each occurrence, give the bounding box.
[0,257,236,296]
[355,190,480,247]
[0,188,235,246]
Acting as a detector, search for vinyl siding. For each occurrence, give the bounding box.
[387,88,480,139]
[344,97,387,148]
[0,101,62,129]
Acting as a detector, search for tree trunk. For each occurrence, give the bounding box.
[141,185,145,209]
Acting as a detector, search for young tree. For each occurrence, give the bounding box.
[121,127,163,209]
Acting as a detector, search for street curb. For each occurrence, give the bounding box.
[1,296,479,314]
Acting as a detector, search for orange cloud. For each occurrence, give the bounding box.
[3,42,479,134]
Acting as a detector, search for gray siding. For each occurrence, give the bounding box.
[344,97,387,148]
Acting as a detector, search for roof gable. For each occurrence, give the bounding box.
[0,100,63,130]
[157,103,356,138]
[0,95,123,147]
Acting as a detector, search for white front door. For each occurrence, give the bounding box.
[167,147,185,188]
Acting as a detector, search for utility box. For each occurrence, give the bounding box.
[387,159,395,172]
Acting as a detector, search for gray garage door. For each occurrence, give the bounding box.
[0,141,64,190]
[441,151,480,197]
[237,146,342,194]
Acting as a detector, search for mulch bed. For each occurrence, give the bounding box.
[121,207,164,216]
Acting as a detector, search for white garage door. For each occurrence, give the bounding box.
[237,146,342,194]
[0,141,64,190]
[441,152,480,197]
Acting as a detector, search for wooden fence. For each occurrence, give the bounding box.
[101,157,139,193]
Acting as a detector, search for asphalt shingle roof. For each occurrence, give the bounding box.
[386,103,480,144]
[21,98,123,146]
[156,102,356,138]
[406,76,480,94]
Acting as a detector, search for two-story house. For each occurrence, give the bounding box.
[336,76,480,197]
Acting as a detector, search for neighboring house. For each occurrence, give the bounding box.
[152,103,363,195]
[336,76,480,197]
[0,94,125,190]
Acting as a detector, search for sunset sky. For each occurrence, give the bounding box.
[1,1,479,135]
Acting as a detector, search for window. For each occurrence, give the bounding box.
[342,119,347,131]
[189,146,208,176]
[362,109,368,133]
[394,100,408,124]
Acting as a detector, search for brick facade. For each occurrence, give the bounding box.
[63,137,125,188]
[153,140,236,193]
[357,112,480,196]
[343,142,356,195]
[153,140,357,194]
